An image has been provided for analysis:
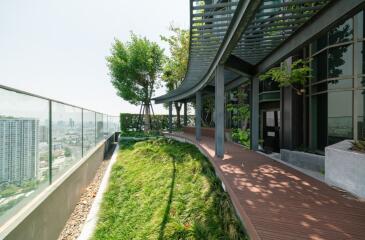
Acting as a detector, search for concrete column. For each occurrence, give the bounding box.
[251,76,259,150]
[168,101,172,133]
[215,64,225,157]
[183,102,188,126]
[195,91,202,140]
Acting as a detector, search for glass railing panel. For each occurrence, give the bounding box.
[82,110,96,155]
[0,88,49,225]
[103,114,108,139]
[51,102,82,180]
[96,113,103,143]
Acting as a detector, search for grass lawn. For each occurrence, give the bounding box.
[93,138,246,240]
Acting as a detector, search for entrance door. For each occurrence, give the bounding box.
[262,110,280,152]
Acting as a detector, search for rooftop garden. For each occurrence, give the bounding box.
[92,139,246,239]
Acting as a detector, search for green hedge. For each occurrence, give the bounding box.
[120,113,194,132]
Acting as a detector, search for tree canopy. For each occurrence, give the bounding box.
[107,33,164,105]
[161,26,189,91]
[160,26,189,127]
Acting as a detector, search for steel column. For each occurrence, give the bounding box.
[215,64,225,157]
[183,102,188,127]
[251,76,259,150]
[195,91,202,141]
[168,102,173,133]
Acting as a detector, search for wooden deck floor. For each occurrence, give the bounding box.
[166,132,365,240]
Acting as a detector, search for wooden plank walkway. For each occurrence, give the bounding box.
[166,132,365,240]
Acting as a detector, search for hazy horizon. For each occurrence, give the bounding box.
[0,0,189,116]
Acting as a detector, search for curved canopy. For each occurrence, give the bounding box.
[154,0,239,103]
[154,0,333,103]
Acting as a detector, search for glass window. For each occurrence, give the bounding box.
[52,103,82,179]
[260,78,279,92]
[312,34,327,53]
[312,51,327,82]
[328,79,353,90]
[266,111,275,127]
[310,93,327,151]
[355,10,364,39]
[357,89,365,139]
[328,44,353,78]
[328,91,353,145]
[83,110,95,154]
[0,88,49,225]
[329,18,353,45]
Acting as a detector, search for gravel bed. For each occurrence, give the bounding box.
[57,158,111,240]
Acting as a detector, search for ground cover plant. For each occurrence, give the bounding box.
[93,138,246,240]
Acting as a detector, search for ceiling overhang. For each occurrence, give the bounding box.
[154,0,363,104]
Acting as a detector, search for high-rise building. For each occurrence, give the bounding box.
[0,117,39,184]
[39,125,48,143]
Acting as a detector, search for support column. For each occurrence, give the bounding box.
[195,91,202,140]
[215,64,225,157]
[183,102,188,127]
[168,101,172,133]
[251,76,259,150]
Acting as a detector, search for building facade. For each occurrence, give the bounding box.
[0,117,39,184]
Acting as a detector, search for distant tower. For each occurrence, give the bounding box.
[0,117,39,184]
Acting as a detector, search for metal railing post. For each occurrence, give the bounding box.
[81,108,84,157]
[48,100,53,184]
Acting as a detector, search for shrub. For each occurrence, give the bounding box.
[352,140,365,153]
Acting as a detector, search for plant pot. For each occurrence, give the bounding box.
[325,140,365,199]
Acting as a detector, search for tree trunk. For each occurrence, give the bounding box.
[143,103,151,132]
[174,102,182,129]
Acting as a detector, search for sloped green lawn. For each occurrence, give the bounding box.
[93,138,246,240]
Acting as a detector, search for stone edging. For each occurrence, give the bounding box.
[77,144,120,240]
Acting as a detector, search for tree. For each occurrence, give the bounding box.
[107,33,164,131]
[161,25,189,128]
[259,59,311,95]
[226,86,251,148]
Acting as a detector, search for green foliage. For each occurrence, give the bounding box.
[93,139,247,240]
[64,147,71,157]
[352,140,365,153]
[107,33,164,105]
[231,129,250,149]
[226,90,250,129]
[160,25,189,92]
[259,59,311,95]
[161,25,189,128]
[202,95,215,127]
[0,180,38,198]
[120,113,193,133]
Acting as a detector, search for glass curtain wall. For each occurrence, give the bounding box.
[308,10,365,151]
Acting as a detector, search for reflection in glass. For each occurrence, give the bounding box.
[328,91,353,145]
[328,18,353,45]
[327,79,353,90]
[83,110,95,154]
[312,51,327,82]
[328,44,353,78]
[0,89,49,224]
[52,103,82,179]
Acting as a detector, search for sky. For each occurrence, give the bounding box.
[0,0,189,116]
